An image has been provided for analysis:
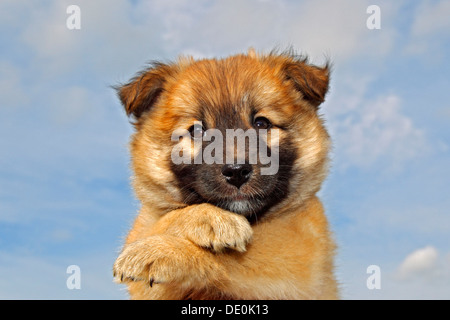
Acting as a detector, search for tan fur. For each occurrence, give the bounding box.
[113,50,339,299]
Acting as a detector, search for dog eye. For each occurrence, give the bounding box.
[253,117,271,130]
[189,124,206,139]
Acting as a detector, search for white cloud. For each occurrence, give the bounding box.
[147,0,400,63]
[339,247,450,299]
[329,91,427,170]
[148,0,288,56]
[285,0,399,62]
[396,246,439,280]
[15,0,166,79]
[5,0,407,80]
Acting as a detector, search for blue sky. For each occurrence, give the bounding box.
[0,0,449,299]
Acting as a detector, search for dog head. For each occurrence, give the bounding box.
[117,50,331,221]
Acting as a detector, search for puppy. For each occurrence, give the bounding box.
[113,49,338,299]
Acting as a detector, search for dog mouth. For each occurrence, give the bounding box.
[194,185,270,217]
[174,164,289,220]
[230,193,252,201]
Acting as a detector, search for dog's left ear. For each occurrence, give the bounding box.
[282,57,330,108]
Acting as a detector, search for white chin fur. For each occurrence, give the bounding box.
[226,200,253,215]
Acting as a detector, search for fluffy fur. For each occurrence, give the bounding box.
[113,49,339,299]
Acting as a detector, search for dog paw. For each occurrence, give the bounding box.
[113,236,196,287]
[182,204,254,253]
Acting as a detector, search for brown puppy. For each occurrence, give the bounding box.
[113,49,338,299]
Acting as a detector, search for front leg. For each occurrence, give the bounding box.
[113,203,253,289]
[113,235,224,289]
[149,203,253,253]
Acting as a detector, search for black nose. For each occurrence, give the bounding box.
[221,164,253,189]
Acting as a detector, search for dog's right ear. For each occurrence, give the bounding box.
[116,62,175,119]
